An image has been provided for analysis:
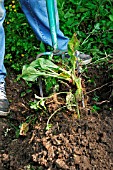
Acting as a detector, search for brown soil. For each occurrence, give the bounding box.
[0,65,113,170]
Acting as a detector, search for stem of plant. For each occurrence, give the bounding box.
[46,106,67,130]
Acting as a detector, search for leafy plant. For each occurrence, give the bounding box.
[4,0,113,124]
[21,34,84,120]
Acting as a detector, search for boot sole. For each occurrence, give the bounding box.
[77,58,92,65]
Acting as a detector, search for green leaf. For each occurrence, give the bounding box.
[64,11,75,19]
[92,105,100,111]
[45,77,57,93]
[22,65,39,81]
[109,15,113,21]
[40,41,46,52]
[94,23,100,30]
[68,33,80,56]
[38,58,59,70]
[30,58,59,70]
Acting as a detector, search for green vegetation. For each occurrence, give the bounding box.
[4,0,39,71]
[4,0,113,71]
[21,34,83,121]
[4,0,113,131]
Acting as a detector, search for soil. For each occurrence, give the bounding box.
[0,64,113,170]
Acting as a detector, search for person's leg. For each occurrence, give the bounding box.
[19,0,91,64]
[0,0,9,116]
[0,0,6,82]
[19,0,69,51]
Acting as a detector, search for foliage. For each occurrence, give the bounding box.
[4,0,113,72]
[3,0,113,133]
[4,0,39,71]
[4,0,113,123]
[57,0,113,58]
[21,34,83,118]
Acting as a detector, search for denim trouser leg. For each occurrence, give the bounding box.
[0,0,6,82]
[0,0,69,82]
[19,0,69,50]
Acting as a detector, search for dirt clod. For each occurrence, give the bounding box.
[0,66,113,170]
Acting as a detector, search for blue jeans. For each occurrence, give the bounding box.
[0,0,69,82]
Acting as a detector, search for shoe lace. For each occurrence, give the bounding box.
[0,83,6,99]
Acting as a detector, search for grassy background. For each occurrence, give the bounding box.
[4,0,113,71]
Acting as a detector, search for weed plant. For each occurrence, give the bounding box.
[4,0,113,133]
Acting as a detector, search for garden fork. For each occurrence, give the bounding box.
[37,0,80,97]
[37,0,66,96]
[37,0,66,59]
